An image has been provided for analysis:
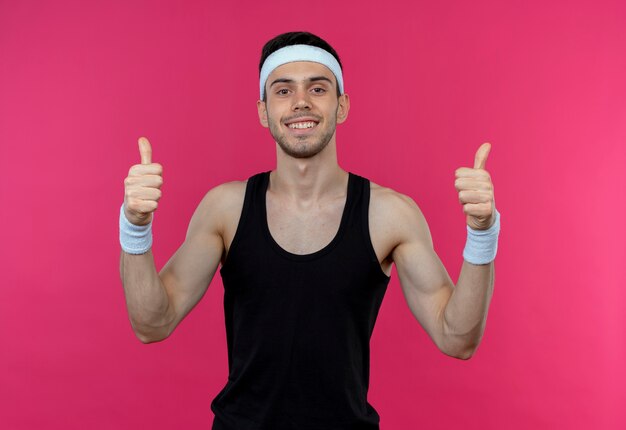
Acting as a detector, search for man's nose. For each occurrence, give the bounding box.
[292,88,311,110]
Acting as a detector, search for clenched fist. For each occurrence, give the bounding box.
[455,142,496,230]
[123,137,163,226]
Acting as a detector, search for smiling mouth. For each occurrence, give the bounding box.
[287,121,318,129]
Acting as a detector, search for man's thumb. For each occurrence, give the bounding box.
[138,137,152,165]
[474,142,491,170]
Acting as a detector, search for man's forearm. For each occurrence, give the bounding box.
[120,250,172,342]
[441,260,495,357]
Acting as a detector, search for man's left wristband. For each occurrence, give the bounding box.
[462,207,500,265]
[119,203,153,254]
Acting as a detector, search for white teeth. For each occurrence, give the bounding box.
[288,121,317,129]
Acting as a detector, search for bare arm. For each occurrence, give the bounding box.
[389,194,494,360]
[119,137,226,343]
[119,250,168,343]
[391,143,498,359]
[119,186,225,343]
[443,260,494,357]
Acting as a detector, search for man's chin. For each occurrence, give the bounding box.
[280,146,322,159]
[276,140,327,159]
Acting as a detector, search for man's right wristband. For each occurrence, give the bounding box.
[119,203,153,254]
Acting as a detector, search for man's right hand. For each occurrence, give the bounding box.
[123,137,163,226]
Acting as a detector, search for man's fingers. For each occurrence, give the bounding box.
[454,177,493,191]
[462,202,492,216]
[124,174,164,188]
[473,142,491,170]
[138,136,152,165]
[458,190,491,204]
[128,163,163,177]
[127,198,159,214]
[455,167,491,179]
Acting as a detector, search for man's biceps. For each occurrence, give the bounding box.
[395,242,453,306]
[160,232,221,292]
[171,231,223,282]
[395,243,454,341]
[395,239,436,282]
[159,235,222,325]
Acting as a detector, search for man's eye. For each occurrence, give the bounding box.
[277,89,289,95]
[312,87,326,93]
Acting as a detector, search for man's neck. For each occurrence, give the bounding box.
[270,142,347,205]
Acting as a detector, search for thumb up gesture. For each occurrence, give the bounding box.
[123,137,163,226]
[455,143,496,230]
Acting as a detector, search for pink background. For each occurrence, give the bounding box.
[1,0,624,428]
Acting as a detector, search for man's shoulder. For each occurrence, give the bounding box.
[199,178,248,212]
[189,177,249,236]
[367,178,429,245]
[211,178,248,198]
[368,179,422,218]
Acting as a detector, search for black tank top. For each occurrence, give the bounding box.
[211,171,391,430]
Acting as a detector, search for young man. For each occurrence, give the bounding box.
[119,31,501,430]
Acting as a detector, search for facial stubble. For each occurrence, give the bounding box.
[267,104,339,159]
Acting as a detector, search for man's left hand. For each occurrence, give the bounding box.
[455,142,496,230]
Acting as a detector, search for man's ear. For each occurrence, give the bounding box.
[336,93,350,124]
[257,100,269,128]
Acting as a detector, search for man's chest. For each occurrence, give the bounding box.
[265,194,345,255]
[220,183,396,277]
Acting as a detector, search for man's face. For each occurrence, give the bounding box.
[257,61,349,159]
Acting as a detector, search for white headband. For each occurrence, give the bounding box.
[259,44,344,100]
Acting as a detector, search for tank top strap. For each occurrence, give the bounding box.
[344,171,362,224]
[348,171,369,219]
[251,170,271,217]
[239,169,270,234]
[248,170,271,214]
[343,172,381,267]
[219,171,269,276]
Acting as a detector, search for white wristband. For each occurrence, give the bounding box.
[463,207,501,265]
[119,203,153,254]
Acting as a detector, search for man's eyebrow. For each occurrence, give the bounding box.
[308,76,334,85]
[269,76,334,88]
[269,78,294,87]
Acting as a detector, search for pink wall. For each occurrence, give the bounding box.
[1,0,624,428]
